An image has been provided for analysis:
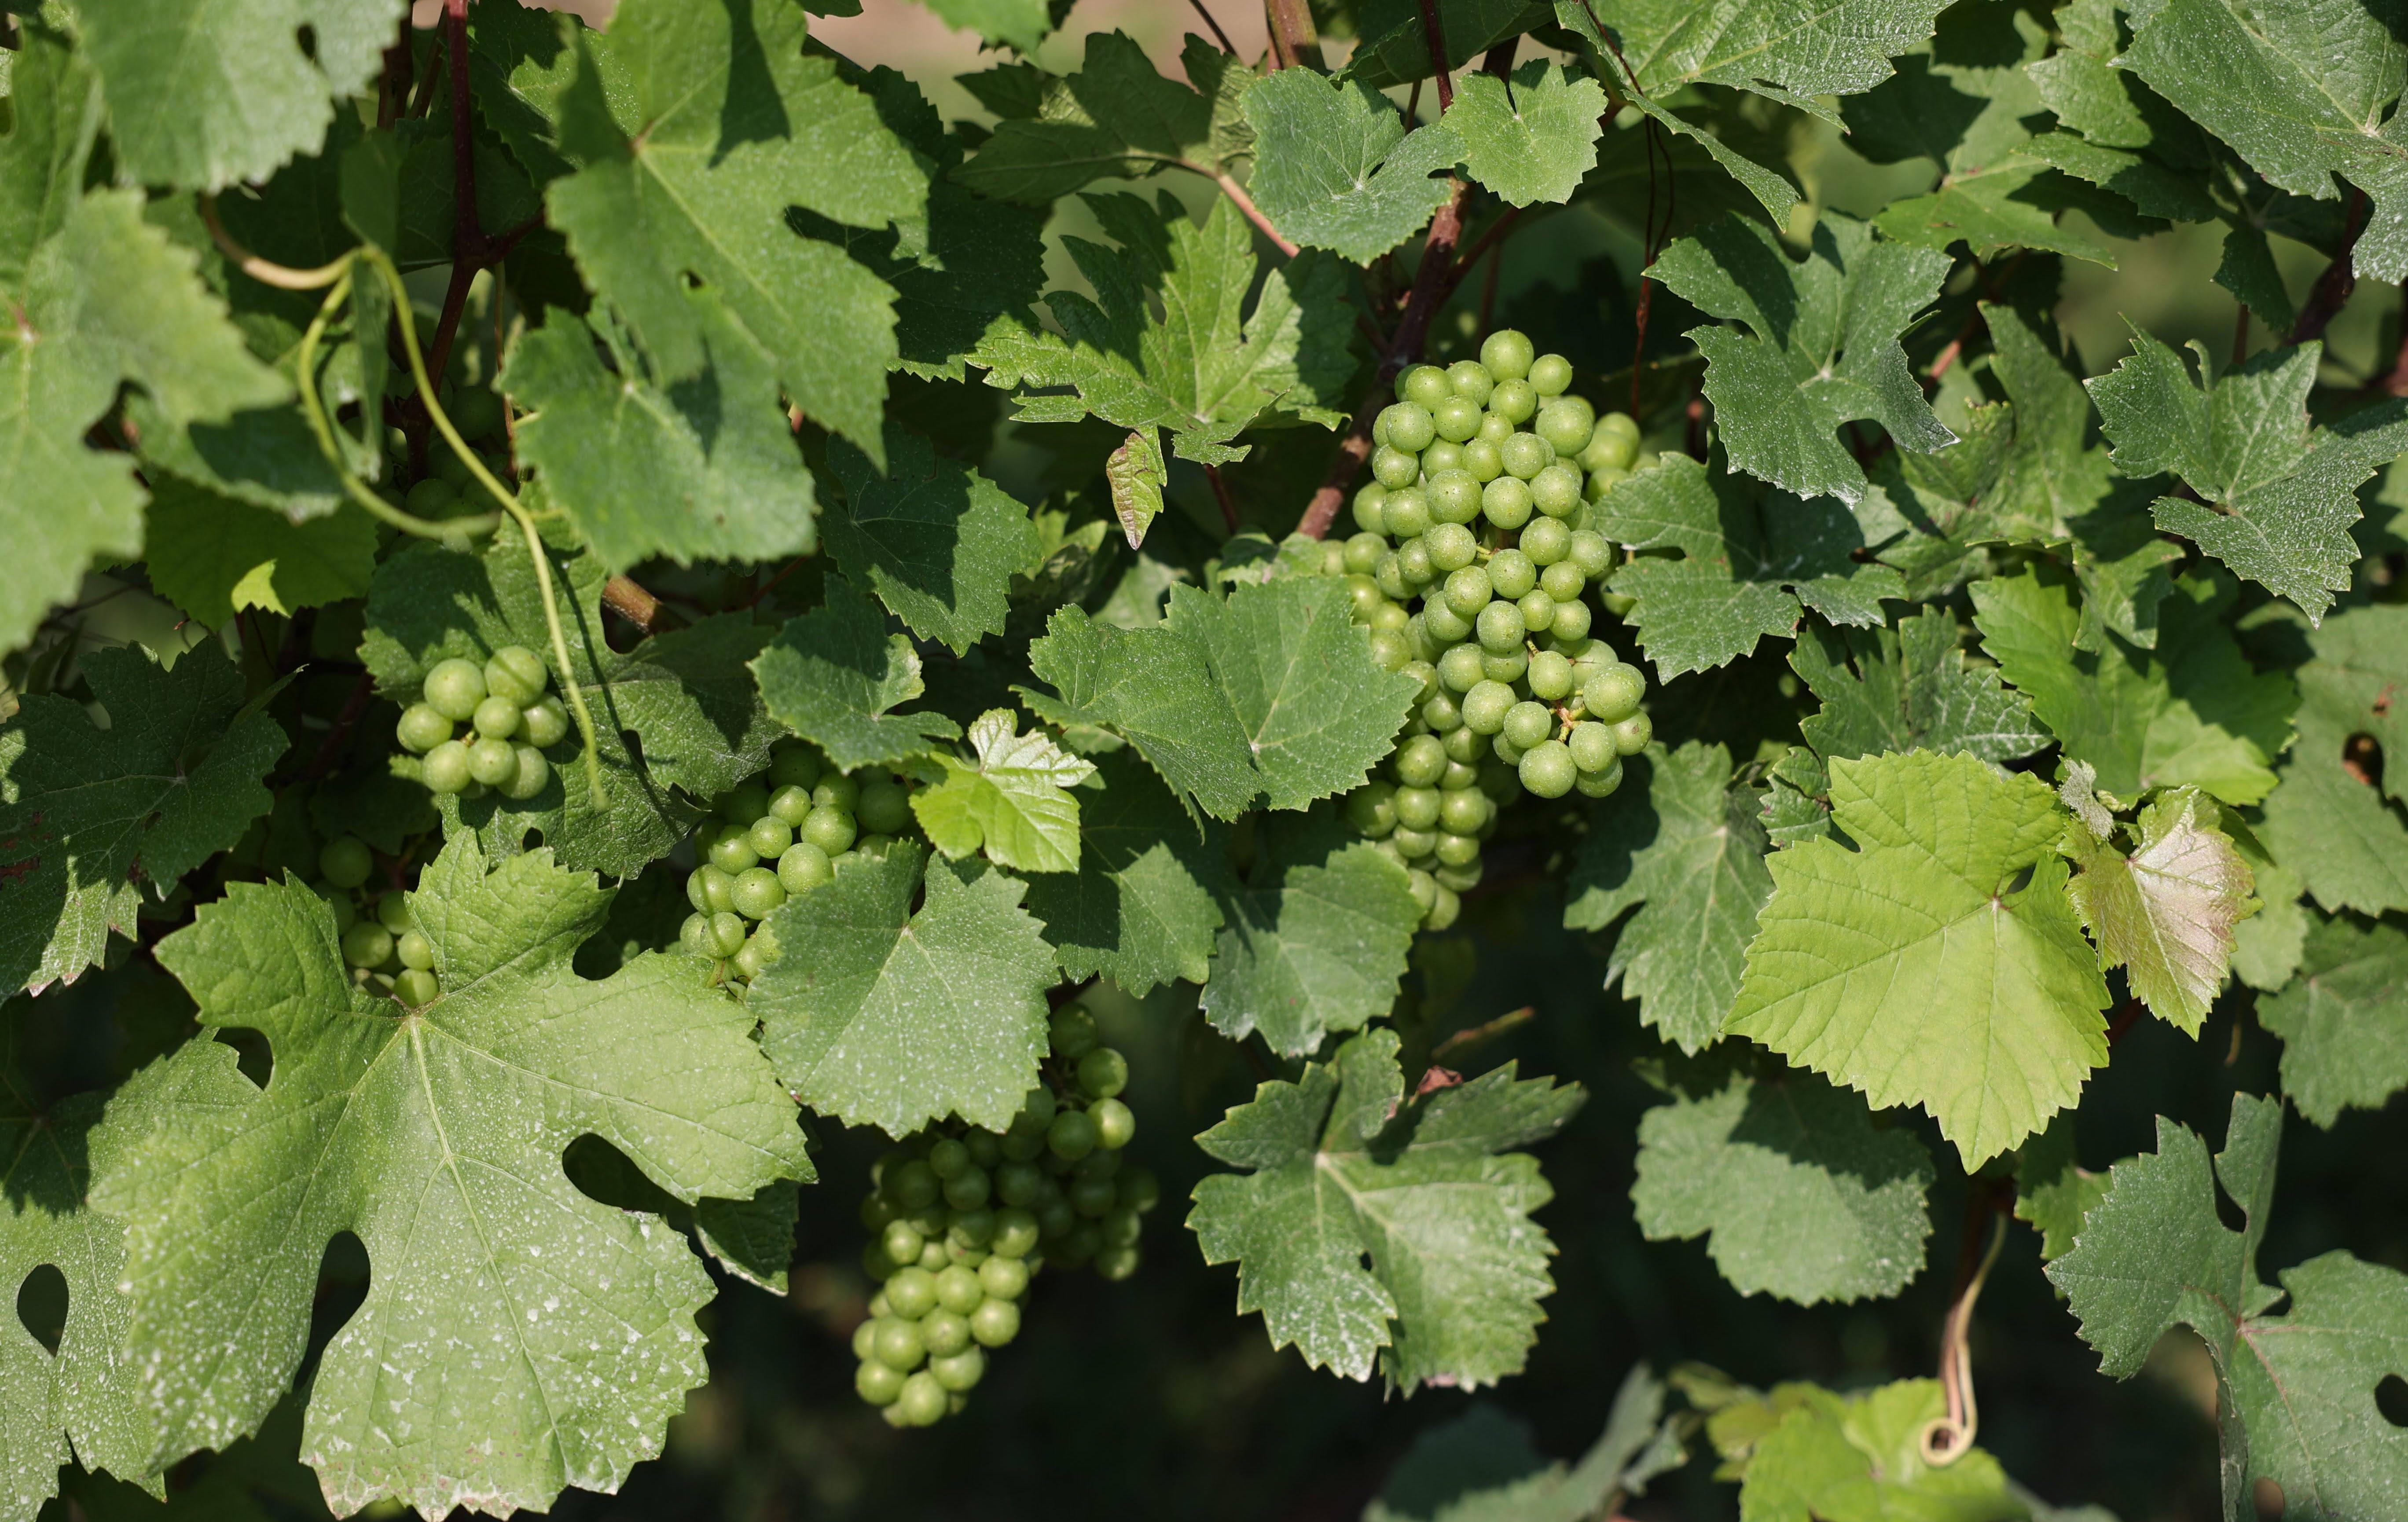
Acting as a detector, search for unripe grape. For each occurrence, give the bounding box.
[1517,520,1568,570]
[697,911,742,958]
[801,805,856,855]
[969,1298,1020,1347]
[1482,645,1529,684]
[705,831,758,874]
[1476,409,1515,444]
[719,780,768,826]
[1481,475,1533,529]
[1531,463,1584,519]
[1404,867,1440,914]
[978,1252,1030,1301]
[1396,538,1437,587]
[1440,759,1480,792]
[423,658,487,722]
[882,1220,928,1272]
[928,1262,980,1315]
[729,866,784,920]
[998,1159,1046,1207]
[319,836,373,890]
[1501,432,1556,481]
[1392,825,1438,859]
[1419,522,1473,573]
[1070,1173,1118,1217]
[1435,564,1487,619]
[943,1165,991,1211]
[1436,642,1486,693]
[760,785,810,829]
[1435,858,1484,893]
[733,817,788,864]
[468,736,518,789]
[1372,444,1420,488]
[510,697,563,752]
[1117,1166,1162,1214]
[679,913,714,959]
[405,478,460,518]
[1568,721,1618,774]
[1489,379,1538,425]
[1341,575,1384,624]
[1314,538,1348,577]
[394,928,435,971]
[1426,392,1479,442]
[887,1266,939,1319]
[377,891,414,934]
[856,1358,907,1406]
[1488,549,1536,599]
[1528,352,1575,396]
[342,921,393,969]
[1576,759,1624,800]
[1422,689,1465,733]
[1353,482,1390,536]
[1425,885,1462,931]
[1077,1046,1130,1099]
[1100,1205,1142,1248]
[1393,733,1448,787]
[688,865,735,915]
[1049,1003,1101,1059]
[396,703,452,755]
[1382,486,1433,539]
[1518,589,1556,634]
[1461,437,1504,482]
[390,967,438,1007]
[1476,600,1525,653]
[1047,1109,1097,1161]
[1502,700,1554,751]
[1550,598,1593,641]
[1527,650,1575,700]
[1540,561,1587,603]
[1345,781,1399,838]
[1583,663,1646,724]
[1481,328,1535,380]
[1421,466,1479,523]
[991,1207,1041,1258]
[767,742,821,792]
[917,1239,951,1272]
[321,889,358,934]
[1535,403,1594,463]
[1419,600,1471,647]
[1520,739,1577,797]
[1394,785,1442,831]
[1013,1084,1059,1134]
[1439,788,1490,836]
[1491,730,1524,767]
[1435,830,1482,868]
[814,775,861,813]
[1373,552,1413,602]
[1439,358,1490,403]
[872,1317,927,1372]
[1368,628,1412,671]
[1397,363,1452,408]
[1611,711,1654,755]
[1461,680,1516,735]
[1584,412,1640,470]
[915,1307,969,1359]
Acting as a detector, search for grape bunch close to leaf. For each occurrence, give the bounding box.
[313,834,439,1008]
[395,643,567,800]
[850,1001,1158,1427]
[1303,330,1654,929]
[680,738,921,984]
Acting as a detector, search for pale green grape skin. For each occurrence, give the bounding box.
[1490,380,1538,426]
[342,922,393,969]
[801,805,857,855]
[1540,562,1586,603]
[1052,1004,1101,1056]
[1423,689,1465,733]
[422,740,473,795]
[1345,781,1398,837]
[730,867,786,920]
[1394,785,1442,830]
[468,736,518,789]
[1047,1109,1097,1161]
[921,1309,972,1359]
[1461,680,1515,735]
[1380,402,1437,452]
[1488,549,1537,599]
[1568,721,1618,774]
[1527,352,1574,396]
[943,1166,992,1210]
[396,703,452,755]
[1550,598,1593,642]
[886,1266,938,1319]
[872,1317,927,1372]
[1481,475,1533,529]
[1575,765,1624,799]
[928,1139,969,1179]
[1612,711,1654,755]
[377,891,413,934]
[1476,600,1525,653]
[991,1208,1041,1258]
[888,1159,941,1210]
[1439,787,1490,835]
[1077,1046,1129,1098]
[1462,437,1504,481]
[689,865,736,914]
[1482,329,1535,380]
[679,914,715,959]
[969,1298,1020,1347]
[1354,483,1390,535]
[1373,444,1420,488]
[1521,517,1572,567]
[1569,530,1615,578]
[1090,1096,1136,1150]
[1500,431,1554,480]
[322,890,358,933]
[1395,733,1448,786]
[856,1360,907,1407]
[471,695,520,741]
[929,1348,986,1394]
[1399,363,1452,409]
[768,783,814,826]
[1582,663,1646,724]
[1424,522,1478,572]
[1528,650,1574,700]
[934,1263,983,1315]
[978,1253,1030,1301]
[1518,590,1556,635]
[319,836,374,889]
[423,658,487,722]
[396,930,435,971]
[1424,599,1474,645]
[1343,532,1387,574]
[706,832,759,874]
[745,814,795,859]
[858,781,911,834]
[1427,468,1483,522]
[721,781,770,825]
[483,644,547,705]
[1435,830,1482,867]
[708,911,749,958]
[520,696,569,748]
[883,1219,926,1265]
[393,968,440,1007]
[1432,395,1483,442]
[494,746,544,800]
[1520,740,1578,798]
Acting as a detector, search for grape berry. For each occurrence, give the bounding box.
[397,644,565,801]
[313,834,440,1008]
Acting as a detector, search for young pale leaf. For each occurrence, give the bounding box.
[1105,428,1168,549]
[101,839,810,1515]
[0,645,286,998]
[1971,566,2296,807]
[1563,744,1774,1053]
[749,845,1055,1137]
[910,709,1098,873]
[2088,334,2408,621]
[1652,213,1955,503]
[750,577,964,774]
[2063,787,2257,1035]
[1791,609,2048,764]
[824,428,1042,654]
[1188,1028,1584,1392]
[2256,604,2408,917]
[1020,749,1229,994]
[1198,810,1422,1056]
[1241,70,1462,263]
[1736,1380,2025,1522]
[1590,455,1905,678]
[1725,750,2109,1166]
[140,476,377,630]
[1632,1066,1934,1304]
[543,0,923,459]
[1443,62,1605,207]
[2259,912,2408,1129]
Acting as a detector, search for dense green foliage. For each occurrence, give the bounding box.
[4,0,2408,1517]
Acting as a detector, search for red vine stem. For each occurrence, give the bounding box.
[2290,188,2368,347]
[1416,0,1454,111]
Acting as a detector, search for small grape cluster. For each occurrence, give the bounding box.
[1298,330,1654,928]
[394,384,512,523]
[395,644,567,801]
[312,835,440,1008]
[851,1002,1157,1428]
[679,738,919,984]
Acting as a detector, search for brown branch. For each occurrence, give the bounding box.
[1206,167,1298,257]
[1262,0,1322,70]
[1429,1005,1536,1066]
[1186,0,1238,54]
[405,30,445,120]
[1416,0,1454,111]
[603,575,672,634]
[1204,463,1242,535]
[377,24,412,132]
[2290,188,2369,347]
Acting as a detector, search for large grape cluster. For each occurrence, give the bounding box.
[1300,330,1654,929]
[312,835,440,1008]
[395,644,566,801]
[679,738,920,985]
[851,1001,1158,1427]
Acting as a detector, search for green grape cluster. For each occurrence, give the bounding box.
[395,644,566,801]
[1299,330,1655,929]
[678,738,921,984]
[312,834,440,1008]
[851,1001,1158,1427]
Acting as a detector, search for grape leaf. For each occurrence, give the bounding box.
[1724,749,2109,1166]
[1105,428,1169,549]
[543,0,923,459]
[1198,808,1422,1056]
[0,30,103,292]
[1791,608,2048,764]
[1735,1380,2025,1522]
[1443,62,1606,207]
[1363,1368,1682,1522]
[2259,911,2408,1128]
[1019,749,1229,994]
[2014,1111,2112,1262]
[1347,0,1554,88]
[910,708,1097,873]
[1971,566,2296,806]
[1562,743,1774,1053]
[72,0,400,191]
[910,0,1052,52]
[1590,455,1906,679]
[2047,1092,2408,1520]
[99,838,810,1514]
[750,577,964,774]
[1188,1028,1584,1391]
[748,844,1055,1137]
[823,427,1043,655]
[2256,604,2408,917]
[1021,580,1420,818]
[951,31,1222,204]
[1632,1065,1934,1304]
[0,645,286,998]
[2088,334,2408,621]
[2062,781,2257,1036]
[1582,0,1951,110]
[1652,213,1956,504]
[361,541,781,877]
[1240,69,1462,264]
[3,187,289,656]
[969,193,1354,465]
[2232,857,2310,994]
[140,476,376,629]
[501,297,818,574]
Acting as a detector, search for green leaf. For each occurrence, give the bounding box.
[1443,62,1605,207]
[2257,605,2408,917]
[0,31,104,293]
[749,845,1056,1137]
[2259,911,2408,1128]
[0,645,286,997]
[1105,427,1168,549]
[2062,781,2258,1036]
[2024,0,2164,151]
[1588,0,1952,109]
[824,427,1042,654]
[73,0,401,191]
[1725,750,2109,1166]
[971,193,1354,464]
[1652,213,1956,504]
[1633,1065,1934,1304]
[101,838,809,1512]
[910,0,1054,53]
[1735,1380,2026,1522]
[361,542,781,877]
[751,577,965,774]
[1348,0,1554,89]
[1241,69,1462,264]
[1199,809,1422,1056]
[910,708,1098,873]
[543,0,923,459]
[140,477,376,629]
[951,31,1219,202]
[2088,334,2408,621]
[1019,749,1229,994]
[501,299,818,574]
[1591,455,1905,679]
[1563,744,1773,1053]
[1188,1028,1584,1391]
[2232,857,2310,994]
[2014,1111,2111,1262]
[1363,1369,1681,1522]
[1971,566,2297,807]
[1791,608,2048,764]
